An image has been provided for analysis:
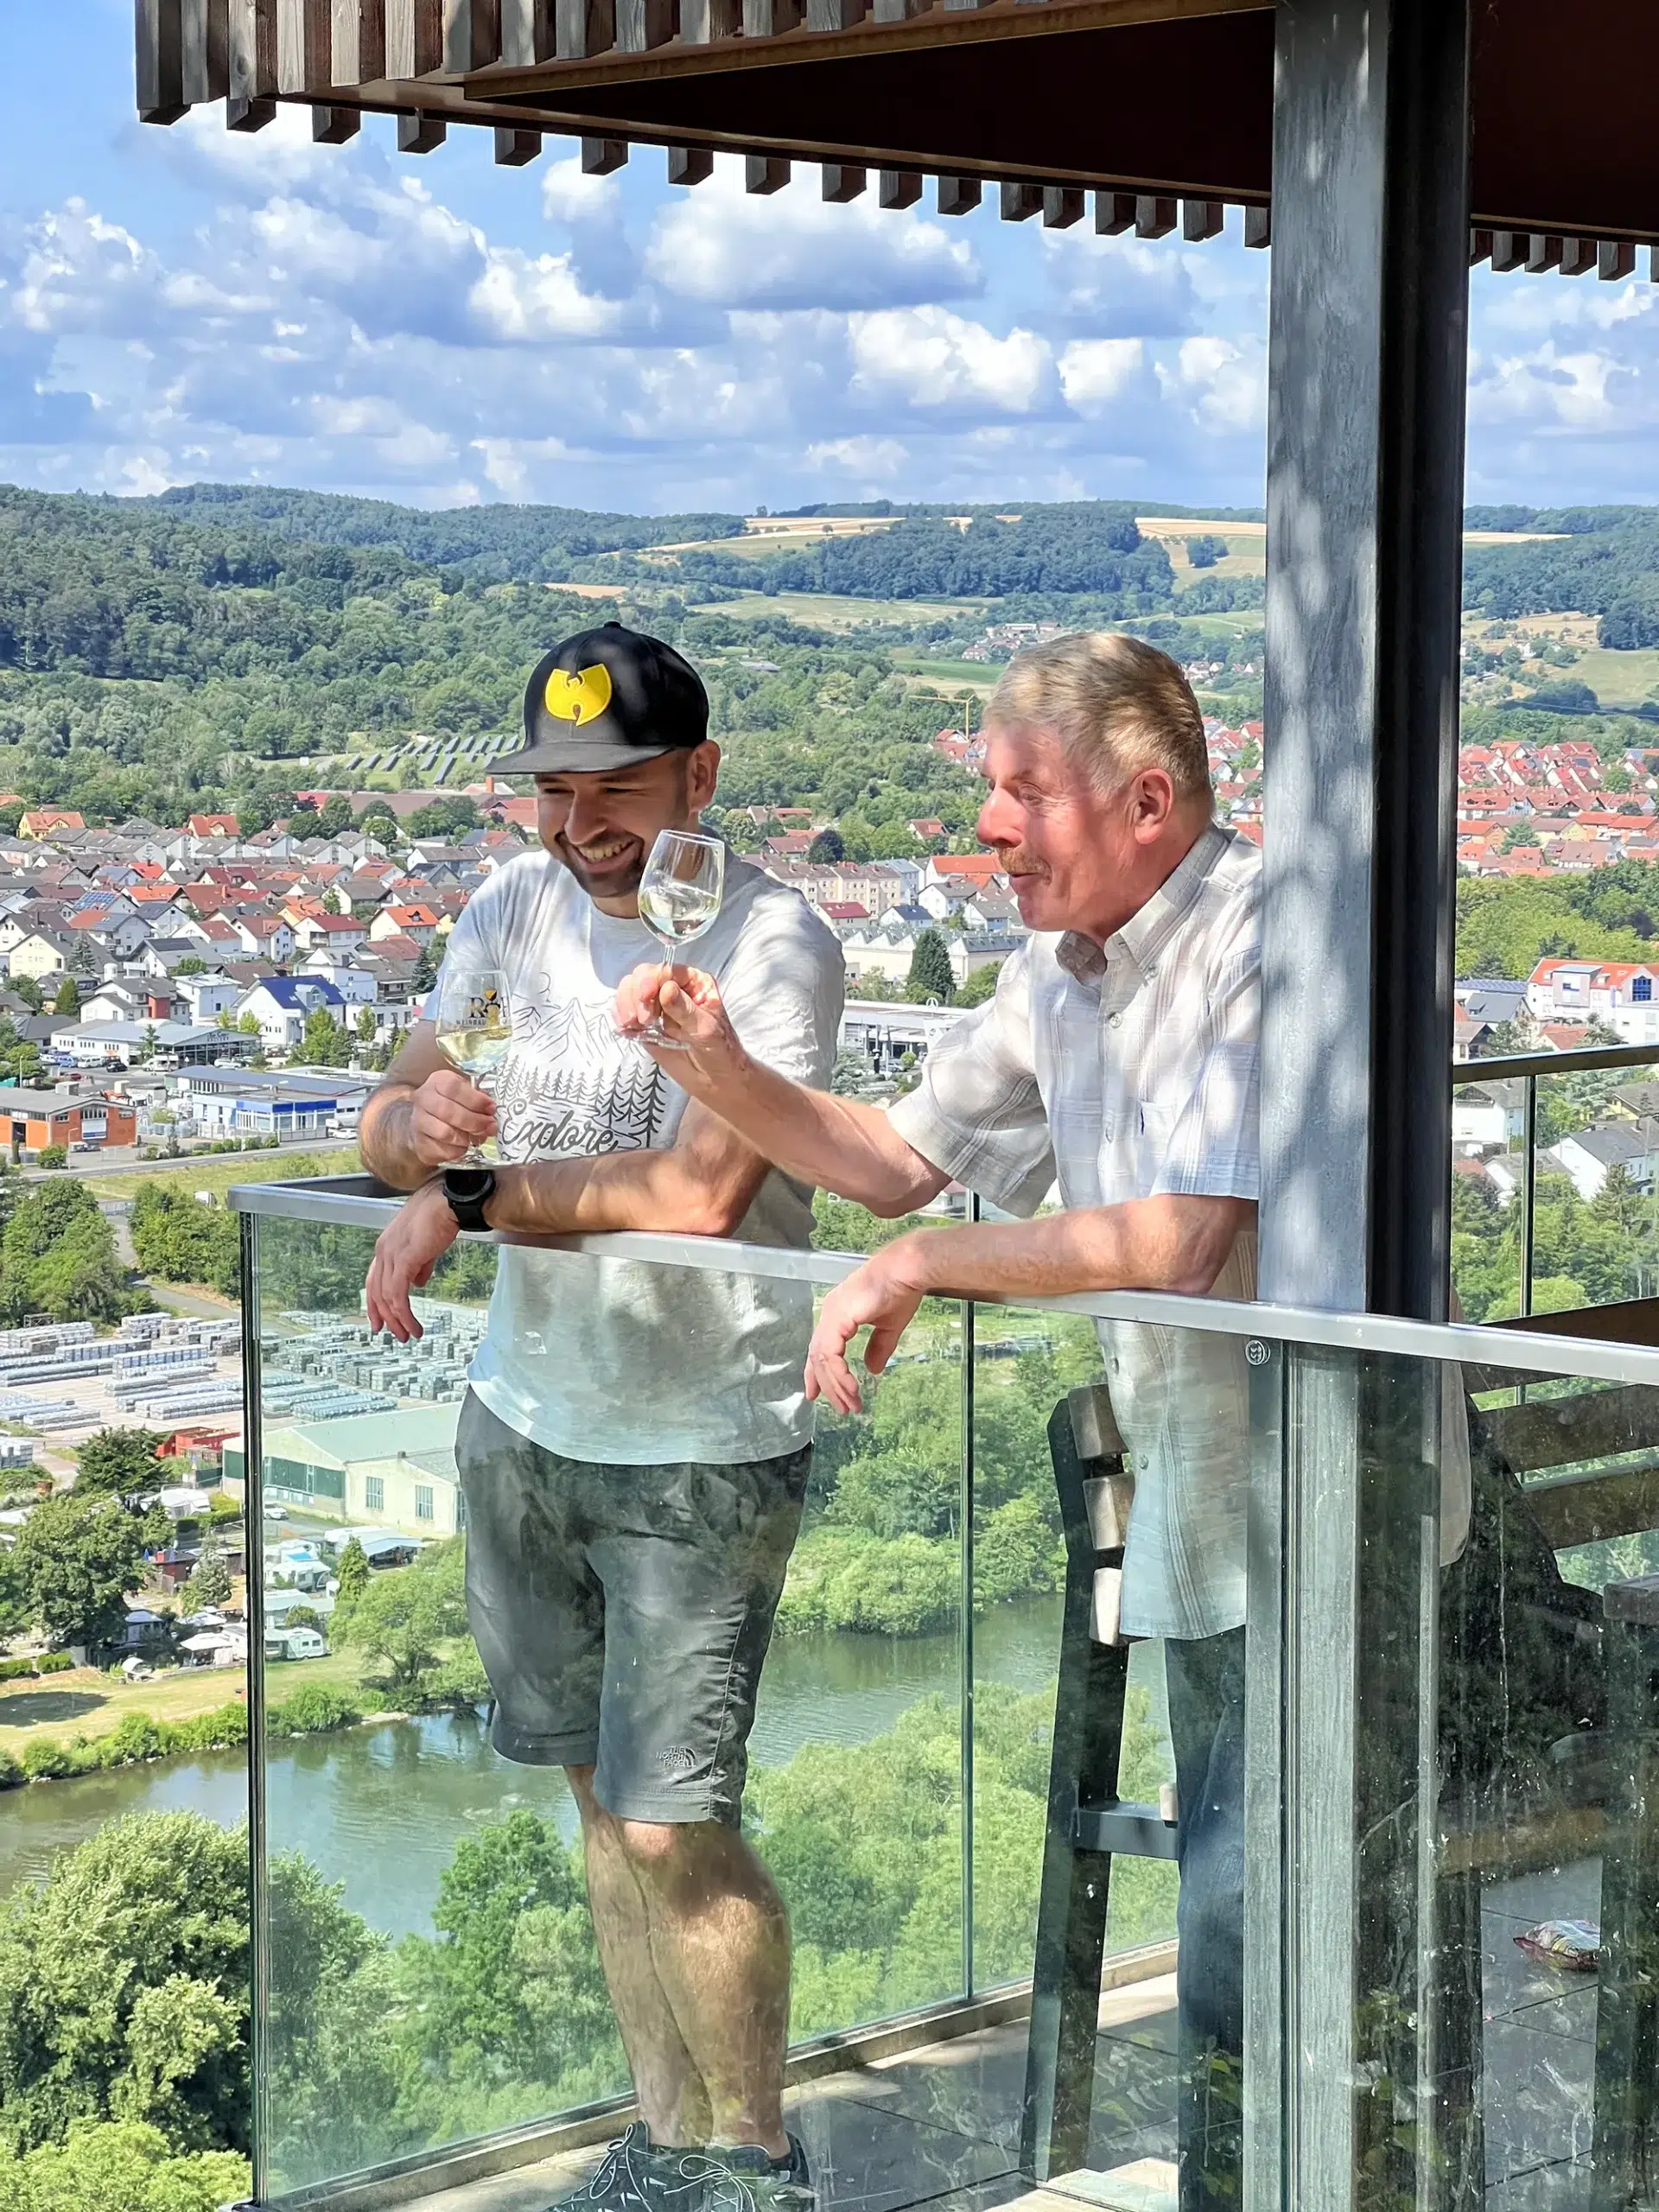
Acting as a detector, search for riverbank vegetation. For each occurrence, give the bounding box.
[0,1675,1173,2190]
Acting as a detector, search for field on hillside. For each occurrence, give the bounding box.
[94,1146,363,1205]
[1574,645,1659,708]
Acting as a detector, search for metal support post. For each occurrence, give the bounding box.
[1251,3,1473,2209]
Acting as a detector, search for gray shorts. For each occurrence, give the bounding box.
[454,1390,810,1827]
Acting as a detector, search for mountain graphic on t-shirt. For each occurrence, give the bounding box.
[495,995,665,1159]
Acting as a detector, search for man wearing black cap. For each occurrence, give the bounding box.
[359,623,842,2212]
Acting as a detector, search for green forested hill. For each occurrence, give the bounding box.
[138,483,747,580]
[1464,506,1659,645]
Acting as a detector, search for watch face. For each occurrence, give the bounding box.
[444,1167,494,1202]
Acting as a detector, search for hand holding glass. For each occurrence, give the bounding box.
[432,967,512,1162]
[634,830,725,1049]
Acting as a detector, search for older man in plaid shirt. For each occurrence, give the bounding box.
[617,631,1260,2208]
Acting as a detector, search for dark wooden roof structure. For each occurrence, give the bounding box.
[138,0,1659,274]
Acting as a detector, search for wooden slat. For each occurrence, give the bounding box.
[385,0,442,74]
[1135,193,1175,235]
[556,0,616,53]
[1481,1382,1659,1473]
[1469,226,1492,263]
[277,0,332,90]
[499,0,555,58]
[313,101,362,135]
[615,0,673,48]
[1526,1462,1659,1550]
[1490,229,1528,269]
[821,162,867,198]
[334,0,388,77]
[680,0,740,37]
[397,106,448,144]
[1243,201,1270,246]
[137,0,188,120]
[1001,180,1043,219]
[1560,236,1597,275]
[878,168,920,206]
[805,0,868,25]
[582,132,628,167]
[747,0,804,29]
[747,152,791,190]
[1181,195,1223,238]
[1042,185,1084,226]
[666,142,714,179]
[445,0,502,68]
[1525,232,1563,271]
[228,0,277,99]
[494,121,543,156]
[182,0,230,101]
[1601,239,1637,278]
[938,174,981,213]
[1096,190,1135,233]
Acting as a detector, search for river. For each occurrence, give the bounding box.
[0,1599,1171,1939]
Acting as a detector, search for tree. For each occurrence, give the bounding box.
[411,942,439,995]
[138,1025,159,1065]
[0,2120,249,2212]
[0,1812,251,2155]
[336,1539,468,1695]
[953,959,1003,1007]
[10,977,41,1014]
[0,1182,133,1325]
[34,1147,66,1171]
[50,978,79,1019]
[808,828,846,862]
[10,1491,147,1657]
[830,1049,870,1097]
[185,1550,232,1610]
[300,1007,351,1068]
[235,1011,260,1039]
[1185,534,1228,569]
[355,1005,378,1048]
[76,1427,168,1498]
[334,1536,371,1615]
[905,928,955,1005]
[314,794,353,839]
[130,1185,238,1298]
[174,956,207,976]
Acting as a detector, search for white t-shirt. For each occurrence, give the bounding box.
[434,846,843,1466]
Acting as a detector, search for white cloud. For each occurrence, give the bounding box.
[1058,338,1145,414]
[469,248,622,340]
[1468,343,1625,430]
[645,162,978,311]
[1154,336,1266,434]
[848,307,1050,413]
[805,434,908,481]
[541,156,621,226]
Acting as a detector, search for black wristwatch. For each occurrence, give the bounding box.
[442,1165,497,1232]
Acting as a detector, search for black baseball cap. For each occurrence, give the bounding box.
[487,621,709,777]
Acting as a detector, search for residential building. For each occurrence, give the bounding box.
[0,1088,137,1151]
[235,976,351,1052]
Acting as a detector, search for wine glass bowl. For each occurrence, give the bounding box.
[432,967,512,1163]
[634,830,725,1050]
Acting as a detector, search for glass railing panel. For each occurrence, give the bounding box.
[1290,1334,1659,2209]
[251,1211,970,2201]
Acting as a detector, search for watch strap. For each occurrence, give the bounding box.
[441,1166,497,1232]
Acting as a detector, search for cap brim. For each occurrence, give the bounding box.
[485,736,678,778]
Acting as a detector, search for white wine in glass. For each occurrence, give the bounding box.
[636,830,725,1049]
[433,967,512,1162]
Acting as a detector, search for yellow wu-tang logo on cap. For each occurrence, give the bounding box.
[544,663,613,726]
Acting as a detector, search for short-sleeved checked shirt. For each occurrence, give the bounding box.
[888,823,1262,1641]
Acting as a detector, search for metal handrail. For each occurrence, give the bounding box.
[231,1173,1659,1387]
[1452,1039,1659,1317]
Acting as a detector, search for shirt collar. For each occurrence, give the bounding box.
[1055,821,1232,988]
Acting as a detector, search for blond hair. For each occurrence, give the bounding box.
[986,631,1211,805]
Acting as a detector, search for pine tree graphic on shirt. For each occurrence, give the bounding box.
[493,994,666,1159]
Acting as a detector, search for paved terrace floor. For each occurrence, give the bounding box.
[393,1860,1606,2212]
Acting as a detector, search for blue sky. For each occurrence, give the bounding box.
[3,3,1657,516]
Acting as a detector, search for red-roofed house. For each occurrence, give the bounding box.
[819,901,870,923]
[371,905,442,947]
[187,813,239,838]
[18,810,84,841]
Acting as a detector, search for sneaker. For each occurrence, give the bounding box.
[688,2137,817,2212]
[546,2124,684,2212]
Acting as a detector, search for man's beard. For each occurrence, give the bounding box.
[553,835,647,898]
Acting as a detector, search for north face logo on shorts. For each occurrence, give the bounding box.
[655,1746,699,1777]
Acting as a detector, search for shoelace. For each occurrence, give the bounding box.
[664,2151,814,2212]
[577,2133,656,2210]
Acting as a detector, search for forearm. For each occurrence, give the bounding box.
[692,1052,944,1215]
[359,1086,428,1190]
[484,1154,749,1240]
[880,1197,1255,1305]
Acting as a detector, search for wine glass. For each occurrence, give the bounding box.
[634,830,725,1050]
[432,966,512,1163]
